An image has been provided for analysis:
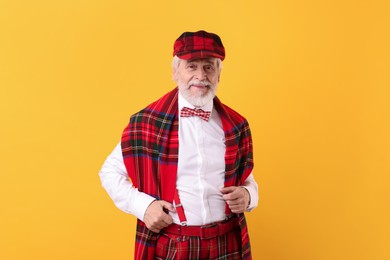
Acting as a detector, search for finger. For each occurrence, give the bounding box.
[157,201,174,225]
[149,217,171,233]
[225,198,239,205]
[150,228,160,233]
[159,200,176,213]
[149,225,163,233]
[154,220,169,230]
[222,189,241,201]
[228,204,245,213]
[220,186,236,194]
[161,214,173,225]
[226,198,244,208]
[146,220,163,233]
[230,208,244,214]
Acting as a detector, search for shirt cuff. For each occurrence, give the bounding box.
[242,185,258,212]
[131,192,156,221]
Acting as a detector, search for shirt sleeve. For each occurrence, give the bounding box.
[241,172,259,211]
[99,142,156,221]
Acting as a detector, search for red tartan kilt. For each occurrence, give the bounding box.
[155,224,243,260]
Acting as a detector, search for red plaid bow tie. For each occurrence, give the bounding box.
[180,107,211,121]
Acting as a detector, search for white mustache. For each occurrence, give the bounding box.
[189,80,211,87]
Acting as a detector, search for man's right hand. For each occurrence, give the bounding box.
[143,200,176,233]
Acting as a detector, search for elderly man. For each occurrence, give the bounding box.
[99,30,258,260]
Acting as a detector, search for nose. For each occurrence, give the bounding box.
[196,67,207,80]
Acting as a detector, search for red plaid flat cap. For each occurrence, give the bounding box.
[173,30,225,61]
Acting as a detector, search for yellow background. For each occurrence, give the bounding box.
[1,0,389,259]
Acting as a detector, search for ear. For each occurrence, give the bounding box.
[172,69,178,82]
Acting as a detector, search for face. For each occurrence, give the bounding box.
[173,58,221,107]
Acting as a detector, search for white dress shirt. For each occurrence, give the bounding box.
[99,93,258,225]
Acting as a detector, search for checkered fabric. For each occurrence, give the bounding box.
[155,220,243,260]
[121,88,254,259]
[173,30,225,61]
[180,107,211,121]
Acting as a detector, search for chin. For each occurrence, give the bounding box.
[177,81,218,107]
[182,90,215,107]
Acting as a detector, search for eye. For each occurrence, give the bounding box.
[186,64,196,71]
[204,65,214,71]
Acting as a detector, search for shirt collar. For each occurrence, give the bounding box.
[178,91,214,113]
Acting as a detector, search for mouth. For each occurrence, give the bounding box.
[190,84,210,89]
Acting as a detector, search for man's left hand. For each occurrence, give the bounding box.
[221,186,250,213]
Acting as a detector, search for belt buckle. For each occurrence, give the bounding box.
[200,223,218,239]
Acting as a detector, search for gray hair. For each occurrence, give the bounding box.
[172,56,223,72]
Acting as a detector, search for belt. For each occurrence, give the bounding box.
[162,215,239,239]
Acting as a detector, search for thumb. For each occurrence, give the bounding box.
[159,200,176,213]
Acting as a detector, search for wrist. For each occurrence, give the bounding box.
[240,186,251,209]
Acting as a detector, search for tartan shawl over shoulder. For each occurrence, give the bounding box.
[121,88,254,260]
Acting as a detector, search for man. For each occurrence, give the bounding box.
[99,30,258,260]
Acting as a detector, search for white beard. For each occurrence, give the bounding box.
[177,79,218,107]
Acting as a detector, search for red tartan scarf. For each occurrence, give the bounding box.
[121,88,254,260]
